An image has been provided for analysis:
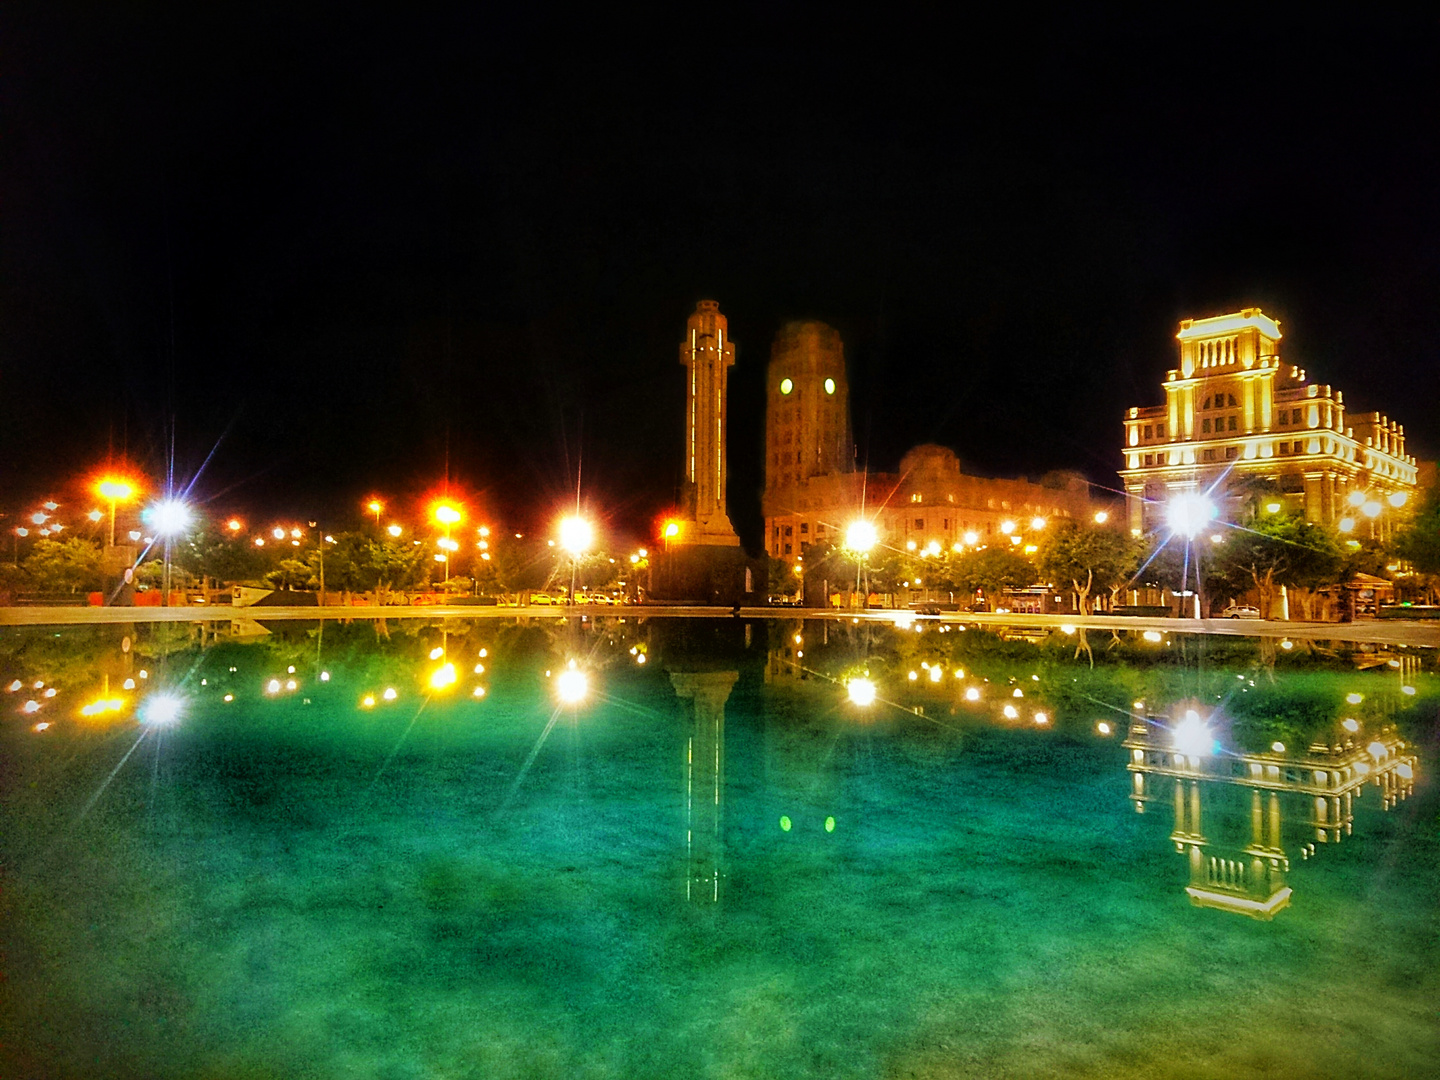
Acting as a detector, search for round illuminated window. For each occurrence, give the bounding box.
[779,378,793,395]
[824,378,836,395]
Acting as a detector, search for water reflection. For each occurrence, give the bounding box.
[669,670,736,907]
[1126,712,1417,919]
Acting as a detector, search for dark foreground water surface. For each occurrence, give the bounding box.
[2,616,1436,1079]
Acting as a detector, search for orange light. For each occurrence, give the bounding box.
[663,521,680,539]
[227,519,243,531]
[367,500,383,514]
[433,502,462,526]
[96,478,137,502]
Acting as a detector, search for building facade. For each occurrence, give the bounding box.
[762,322,1099,563]
[1120,309,1419,538]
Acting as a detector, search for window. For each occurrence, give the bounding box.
[784,543,792,554]
[1202,449,1216,462]
[784,525,793,537]
[1143,425,1152,438]
[1202,397,1211,410]
[1144,454,1154,466]
[1279,411,1288,425]
[1228,394,1237,407]
[800,523,809,534]
[1156,424,1165,437]
[943,518,950,529]
[1292,408,1302,424]
[1228,416,1237,431]
[914,518,924,529]
[1202,419,1211,433]
[1225,446,1239,459]
[910,493,921,503]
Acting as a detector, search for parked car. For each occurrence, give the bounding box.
[1221,603,1260,618]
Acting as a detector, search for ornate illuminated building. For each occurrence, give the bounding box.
[762,321,1097,562]
[1121,309,1419,538]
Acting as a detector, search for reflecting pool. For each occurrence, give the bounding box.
[2,616,1437,1078]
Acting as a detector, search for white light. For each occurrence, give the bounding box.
[1402,685,1416,696]
[1167,493,1216,538]
[1003,704,1018,719]
[963,531,979,545]
[320,671,329,682]
[1033,712,1048,725]
[266,679,281,694]
[1030,517,1046,531]
[1367,741,1387,761]
[429,647,444,660]
[1143,630,1162,643]
[21,700,40,714]
[847,678,877,706]
[1093,511,1108,524]
[964,687,980,702]
[556,668,588,704]
[1097,722,1112,736]
[1347,491,1366,507]
[1342,718,1359,732]
[1387,492,1409,508]
[1060,624,1075,635]
[559,517,593,555]
[1272,741,1286,753]
[1361,501,1382,519]
[844,520,877,553]
[149,499,193,536]
[929,666,942,683]
[139,693,184,726]
[383,687,397,701]
[1000,520,1015,535]
[1172,712,1213,757]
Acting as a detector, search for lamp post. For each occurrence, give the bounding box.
[1167,493,1215,619]
[559,516,593,604]
[367,499,384,527]
[433,503,462,585]
[148,499,193,607]
[844,519,878,608]
[96,479,136,548]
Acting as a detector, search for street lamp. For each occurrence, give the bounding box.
[147,498,193,607]
[844,519,879,608]
[559,515,593,604]
[367,499,384,526]
[96,478,137,548]
[432,502,463,584]
[1167,494,1215,619]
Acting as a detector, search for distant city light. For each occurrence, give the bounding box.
[1093,511,1109,524]
[388,524,403,537]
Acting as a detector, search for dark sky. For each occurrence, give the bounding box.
[4,10,1437,549]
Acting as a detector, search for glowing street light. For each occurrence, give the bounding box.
[1167,493,1216,539]
[1093,511,1109,524]
[367,499,384,525]
[387,524,403,538]
[432,503,464,584]
[96,478,138,547]
[844,520,877,554]
[559,516,593,555]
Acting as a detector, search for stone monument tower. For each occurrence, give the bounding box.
[676,300,740,546]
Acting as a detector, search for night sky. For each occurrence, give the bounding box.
[4,11,1437,548]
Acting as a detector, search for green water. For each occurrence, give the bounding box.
[1,618,1436,1079]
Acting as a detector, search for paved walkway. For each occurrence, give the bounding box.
[2,604,1436,648]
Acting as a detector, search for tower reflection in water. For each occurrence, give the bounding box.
[669,670,737,907]
[1125,709,1418,919]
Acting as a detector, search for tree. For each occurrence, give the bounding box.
[1034,521,1142,613]
[22,537,104,595]
[1393,483,1440,601]
[1211,514,1344,619]
[175,524,272,587]
[951,547,1036,609]
[367,536,428,598]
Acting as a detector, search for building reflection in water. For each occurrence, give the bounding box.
[1125,711,1417,919]
[669,671,737,907]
